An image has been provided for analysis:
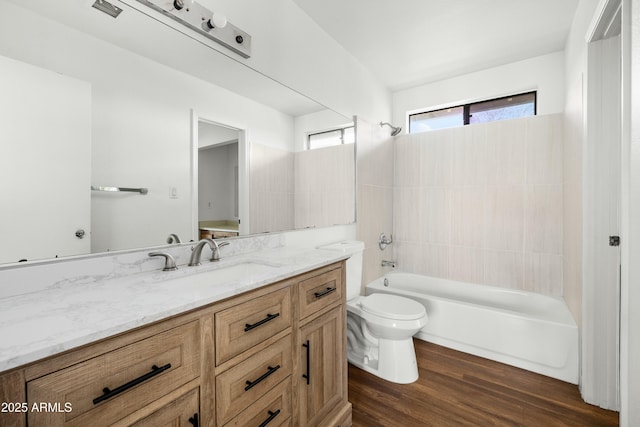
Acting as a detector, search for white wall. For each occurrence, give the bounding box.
[202,0,391,122]
[198,144,238,221]
[392,51,565,130]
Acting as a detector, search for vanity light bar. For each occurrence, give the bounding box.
[128,0,252,58]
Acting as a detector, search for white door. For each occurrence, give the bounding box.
[0,55,91,264]
[583,32,621,410]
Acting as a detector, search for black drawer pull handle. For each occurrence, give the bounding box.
[245,365,281,391]
[258,409,281,427]
[244,313,280,332]
[302,340,310,385]
[188,413,199,427]
[314,287,337,298]
[92,363,171,405]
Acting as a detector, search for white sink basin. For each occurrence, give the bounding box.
[159,261,281,291]
[204,261,279,282]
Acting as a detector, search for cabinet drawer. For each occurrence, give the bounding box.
[131,387,199,427]
[298,267,343,320]
[223,378,291,427]
[27,321,200,427]
[217,335,292,425]
[216,287,292,365]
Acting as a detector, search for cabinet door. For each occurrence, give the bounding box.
[131,387,199,427]
[298,306,344,427]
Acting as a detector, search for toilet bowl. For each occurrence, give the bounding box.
[318,240,429,384]
[346,294,427,383]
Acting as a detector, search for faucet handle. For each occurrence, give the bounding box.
[378,233,393,250]
[149,252,178,271]
[209,240,230,262]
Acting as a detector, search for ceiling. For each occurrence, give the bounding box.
[292,0,579,91]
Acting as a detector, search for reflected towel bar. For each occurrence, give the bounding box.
[91,186,148,194]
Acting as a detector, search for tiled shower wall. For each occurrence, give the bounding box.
[294,143,355,229]
[250,142,355,235]
[250,142,294,234]
[393,114,564,295]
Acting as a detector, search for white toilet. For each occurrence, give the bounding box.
[319,241,428,384]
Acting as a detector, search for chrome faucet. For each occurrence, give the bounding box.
[381,260,396,268]
[188,238,230,266]
[166,233,181,244]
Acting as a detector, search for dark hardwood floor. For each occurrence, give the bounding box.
[348,339,619,427]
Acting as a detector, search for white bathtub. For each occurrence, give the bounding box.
[366,272,579,384]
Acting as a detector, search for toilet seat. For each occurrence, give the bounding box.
[360,294,426,321]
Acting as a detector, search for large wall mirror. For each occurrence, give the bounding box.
[0,0,355,265]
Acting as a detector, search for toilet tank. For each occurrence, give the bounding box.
[318,240,365,301]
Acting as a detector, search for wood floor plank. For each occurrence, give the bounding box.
[349,340,619,427]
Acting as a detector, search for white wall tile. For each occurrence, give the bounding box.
[394,138,420,187]
[484,186,524,252]
[485,119,526,186]
[483,250,524,289]
[393,187,421,243]
[524,185,563,254]
[452,123,487,186]
[451,187,485,247]
[420,188,451,244]
[420,130,453,187]
[526,114,563,186]
[392,114,564,295]
[524,253,563,295]
[449,246,484,284]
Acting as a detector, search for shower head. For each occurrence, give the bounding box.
[380,121,402,136]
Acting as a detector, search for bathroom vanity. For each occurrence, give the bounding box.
[0,249,351,427]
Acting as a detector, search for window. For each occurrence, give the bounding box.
[307,125,355,150]
[409,91,536,133]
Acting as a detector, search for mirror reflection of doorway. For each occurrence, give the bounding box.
[197,120,241,240]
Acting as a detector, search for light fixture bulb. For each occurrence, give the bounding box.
[206,13,227,29]
[173,0,194,10]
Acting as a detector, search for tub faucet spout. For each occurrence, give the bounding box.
[381,260,396,268]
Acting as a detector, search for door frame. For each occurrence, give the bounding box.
[582,0,622,410]
[190,110,250,239]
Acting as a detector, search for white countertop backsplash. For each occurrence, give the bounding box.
[0,225,356,372]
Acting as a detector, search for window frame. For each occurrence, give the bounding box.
[306,125,355,150]
[408,91,537,133]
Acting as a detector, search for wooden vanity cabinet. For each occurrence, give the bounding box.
[129,386,200,427]
[0,261,351,427]
[27,321,201,426]
[296,266,350,427]
[0,370,26,427]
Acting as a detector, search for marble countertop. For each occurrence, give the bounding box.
[0,246,347,373]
